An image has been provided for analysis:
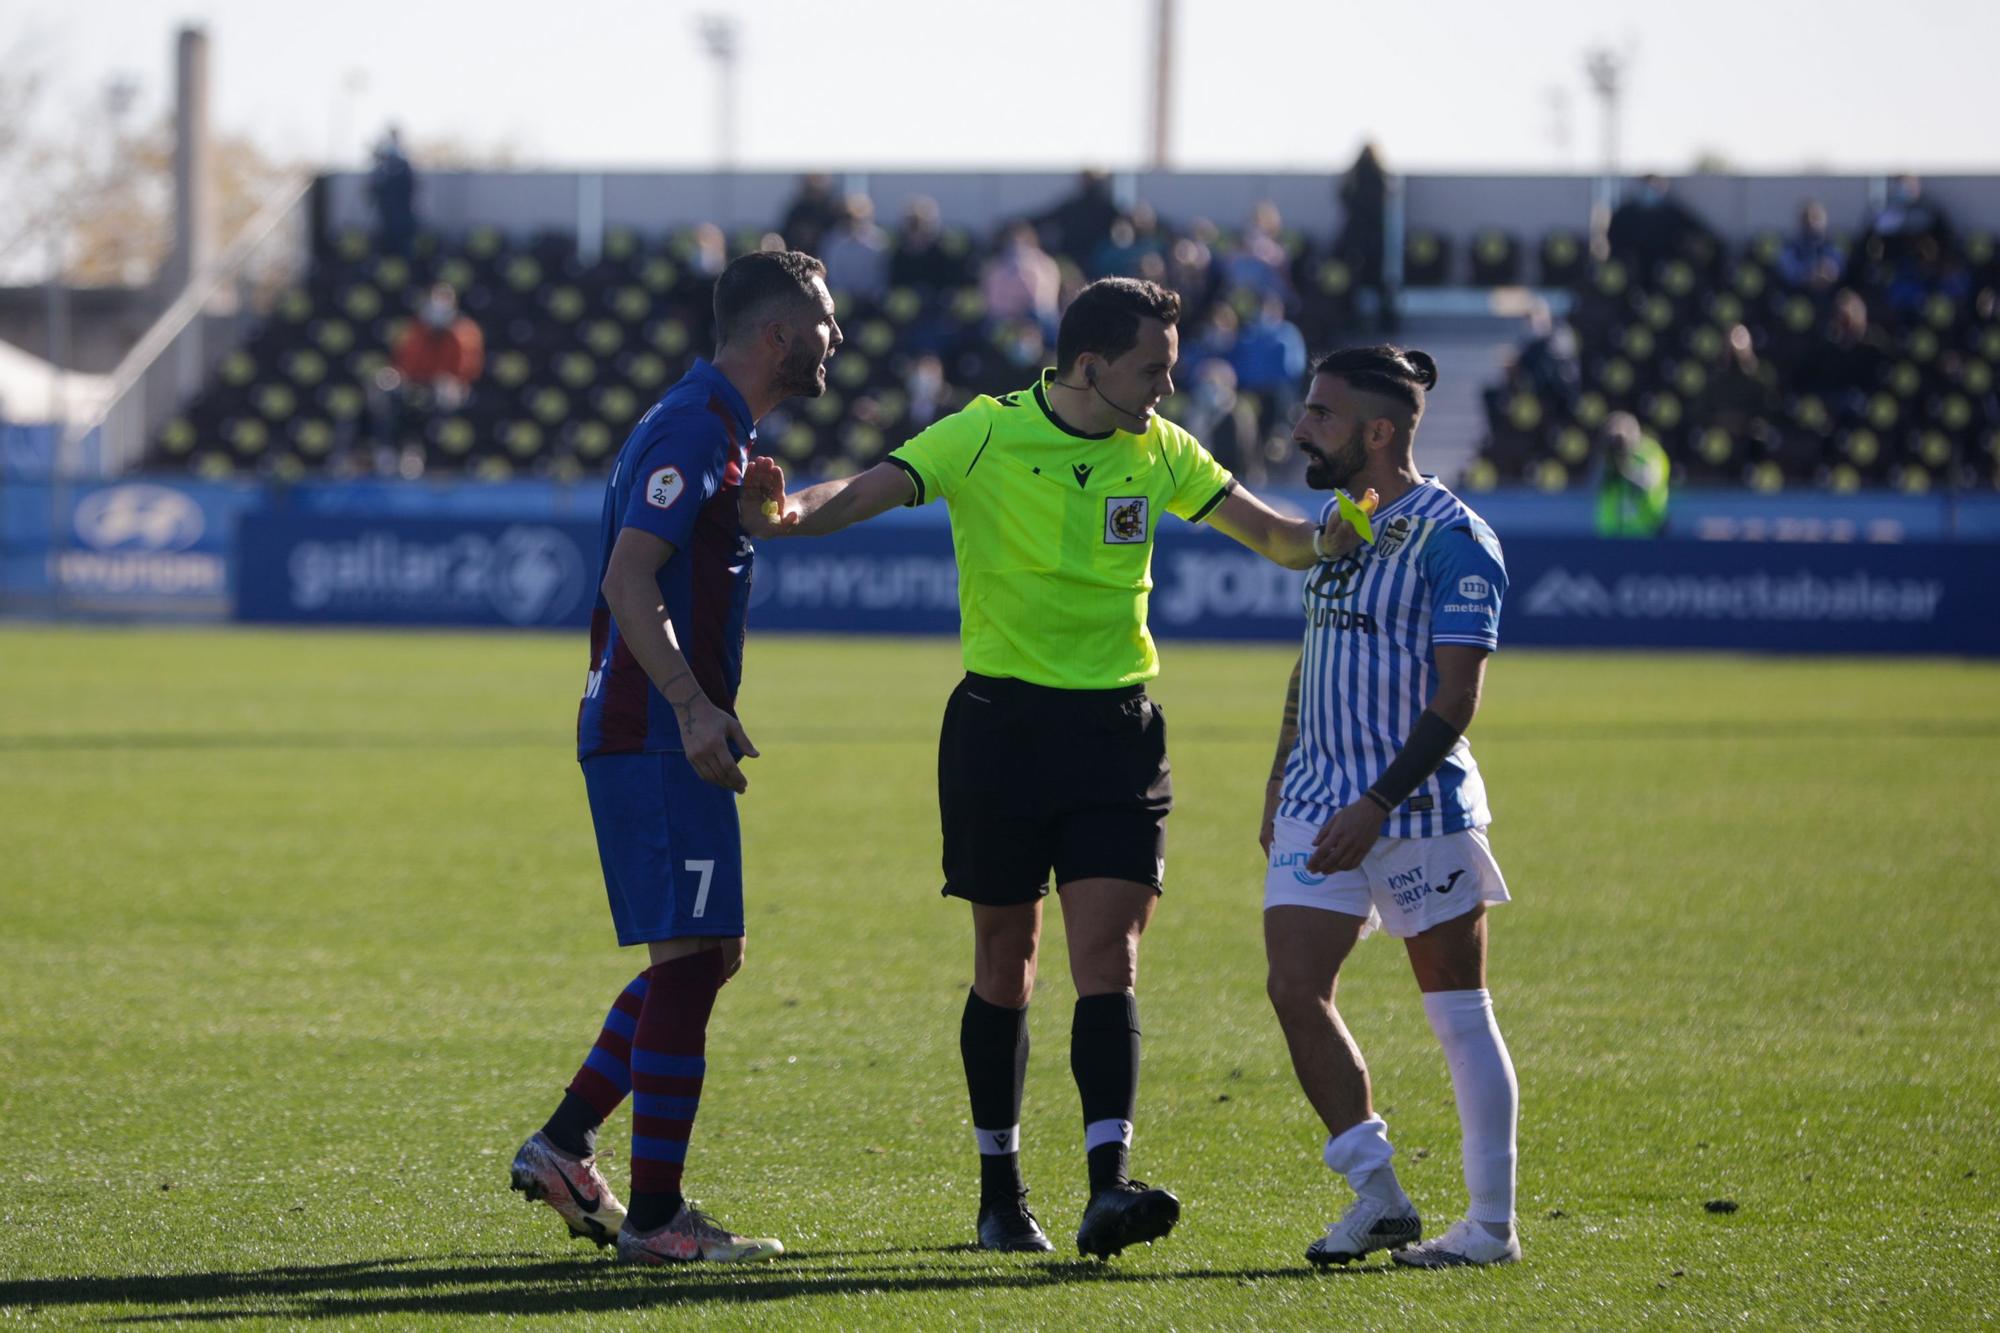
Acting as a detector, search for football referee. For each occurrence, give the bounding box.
[741,278,1339,1258]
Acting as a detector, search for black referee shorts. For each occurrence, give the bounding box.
[937,673,1173,906]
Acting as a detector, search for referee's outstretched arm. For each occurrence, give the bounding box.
[739,456,914,538]
[1206,484,1366,570]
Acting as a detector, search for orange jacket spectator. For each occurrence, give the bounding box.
[394,318,483,386]
[394,285,484,387]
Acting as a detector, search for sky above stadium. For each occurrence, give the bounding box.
[10,0,1994,175]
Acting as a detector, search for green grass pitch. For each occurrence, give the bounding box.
[1,626,1996,1328]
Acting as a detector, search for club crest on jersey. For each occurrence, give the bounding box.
[1374,515,1413,558]
[645,466,686,510]
[1105,496,1148,543]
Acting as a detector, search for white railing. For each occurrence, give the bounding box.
[64,174,315,477]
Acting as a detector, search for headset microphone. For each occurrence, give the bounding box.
[1081,363,1150,427]
[1055,364,1151,429]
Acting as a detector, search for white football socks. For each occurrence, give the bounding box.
[1323,1115,1411,1209]
[1422,988,1518,1227]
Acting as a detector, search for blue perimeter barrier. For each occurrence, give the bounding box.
[5,476,1997,655]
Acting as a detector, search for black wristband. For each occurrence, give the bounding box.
[1365,709,1464,812]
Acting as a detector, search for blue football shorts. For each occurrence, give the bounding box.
[580,750,745,946]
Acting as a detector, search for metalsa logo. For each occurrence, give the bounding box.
[73,485,206,552]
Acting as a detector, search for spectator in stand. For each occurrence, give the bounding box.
[1182,303,1241,379]
[1179,359,1264,484]
[1701,324,1780,442]
[688,223,729,281]
[392,283,484,406]
[902,352,956,431]
[372,283,483,464]
[1166,227,1219,316]
[368,126,416,259]
[1034,169,1120,266]
[822,193,891,303]
[1231,295,1309,422]
[777,173,844,255]
[981,220,1062,334]
[1800,289,1890,413]
[1856,174,1954,275]
[1515,298,1582,413]
[889,196,969,296]
[1226,201,1295,307]
[1776,201,1843,292]
[1336,144,1396,331]
[1091,203,1166,280]
[1884,235,1972,322]
[1607,174,1717,277]
[1593,411,1670,538]
[1482,299,1581,431]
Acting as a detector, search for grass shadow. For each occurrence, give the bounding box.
[0,1249,1388,1323]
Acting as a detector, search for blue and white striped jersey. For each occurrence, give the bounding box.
[1277,477,1507,839]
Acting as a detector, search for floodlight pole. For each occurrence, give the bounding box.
[698,15,740,170]
[1583,47,1624,181]
[1148,0,1174,170]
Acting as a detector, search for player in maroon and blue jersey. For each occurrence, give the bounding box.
[510,250,841,1266]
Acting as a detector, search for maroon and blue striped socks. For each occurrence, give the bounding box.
[542,972,650,1157]
[625,948,727,1232]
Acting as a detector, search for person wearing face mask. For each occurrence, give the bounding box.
[390,283,485,410]
[737,276,1359,1261]
[981,221,1063,336]
[367,283,486,466]
[1856,174,1955,277]
[902,353,953,431]
[1606,173,1716,279]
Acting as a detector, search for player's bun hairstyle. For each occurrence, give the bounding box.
[1312,345,1439,414]
[713,250,828,346]
[1055,277,1182,374]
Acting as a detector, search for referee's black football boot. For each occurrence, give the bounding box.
[977,1189,1055,1252]
[1074,1179,1181,1260]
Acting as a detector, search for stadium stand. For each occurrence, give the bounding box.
[145,182,2000,497]
[145,200,1372,487]
[1474,184,2000,496]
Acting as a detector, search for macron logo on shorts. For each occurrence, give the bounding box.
[646,466,686,510]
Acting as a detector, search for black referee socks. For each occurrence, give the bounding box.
[960,989,1029,1204]
[1072,992,1142,1195]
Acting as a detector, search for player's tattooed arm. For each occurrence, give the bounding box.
[602,526,759,793]
[1260,653,1303,855]
[1270,653,1303,783]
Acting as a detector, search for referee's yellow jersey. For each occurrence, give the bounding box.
[887,370,1234,690]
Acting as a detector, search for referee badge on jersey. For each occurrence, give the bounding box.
[1105,496,1148,544]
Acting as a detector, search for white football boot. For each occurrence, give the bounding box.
[1305,1193,1422,1265]
[1392,1217,1522,1267]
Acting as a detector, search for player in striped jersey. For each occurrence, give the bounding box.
[1260,346,1522,1269]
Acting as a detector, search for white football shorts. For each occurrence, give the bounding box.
[1263,814,1509,939]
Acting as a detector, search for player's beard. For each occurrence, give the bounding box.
[1304,423,1365,490]
[775,335,828,400]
